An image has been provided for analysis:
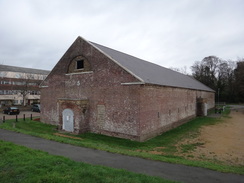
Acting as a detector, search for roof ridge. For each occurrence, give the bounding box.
[0,64,50,72]
[0,64,50,75]
[89,41,163,67]
[88,40,214,92]
[89,41,188,77]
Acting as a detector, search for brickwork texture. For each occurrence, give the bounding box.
[40,37,215,141]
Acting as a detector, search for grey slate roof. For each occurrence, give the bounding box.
[90,42,214,92]
[0,64,50,75]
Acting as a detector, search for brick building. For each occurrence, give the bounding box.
[40,36,215,141]
[0,65,49,107]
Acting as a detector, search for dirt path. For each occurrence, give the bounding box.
[179,109,244,165]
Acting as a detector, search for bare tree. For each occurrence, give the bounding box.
[18,73,40,106]
[191,56,222,91]
[191,56,241,103]
[216,60,236,102]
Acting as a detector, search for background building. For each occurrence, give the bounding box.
[0,65,50,108]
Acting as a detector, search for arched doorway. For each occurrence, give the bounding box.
[62,109,74,132]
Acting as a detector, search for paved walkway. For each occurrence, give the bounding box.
[229,105,244,110]
[0,129,243,183]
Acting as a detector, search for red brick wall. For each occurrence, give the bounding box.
[138,85,215,141]
[40,37,142,140]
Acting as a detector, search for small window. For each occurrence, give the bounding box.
[76,60,84,70]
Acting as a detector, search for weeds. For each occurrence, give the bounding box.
[180,142,205,153]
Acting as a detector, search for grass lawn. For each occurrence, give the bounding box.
[0,108,243,175]
[0,140,176,183]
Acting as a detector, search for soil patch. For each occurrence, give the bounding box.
[53,133,83,140]
[177,109,244,165]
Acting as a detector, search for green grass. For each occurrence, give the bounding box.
[180,142,205,153]
[1,108,244,175]
[0,140,176,183]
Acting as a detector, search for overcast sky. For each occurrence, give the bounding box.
[0,0,244,73]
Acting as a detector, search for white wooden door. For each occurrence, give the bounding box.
[62,109,74,132]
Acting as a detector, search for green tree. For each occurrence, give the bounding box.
[191,56,238,103]
[234,60,244,102]
[191,56,220,91]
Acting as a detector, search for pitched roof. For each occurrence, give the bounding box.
[0,64,50,75]
[89,41,214,92]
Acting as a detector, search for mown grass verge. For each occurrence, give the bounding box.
[0,140,176,183]
[0,108,243,175]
